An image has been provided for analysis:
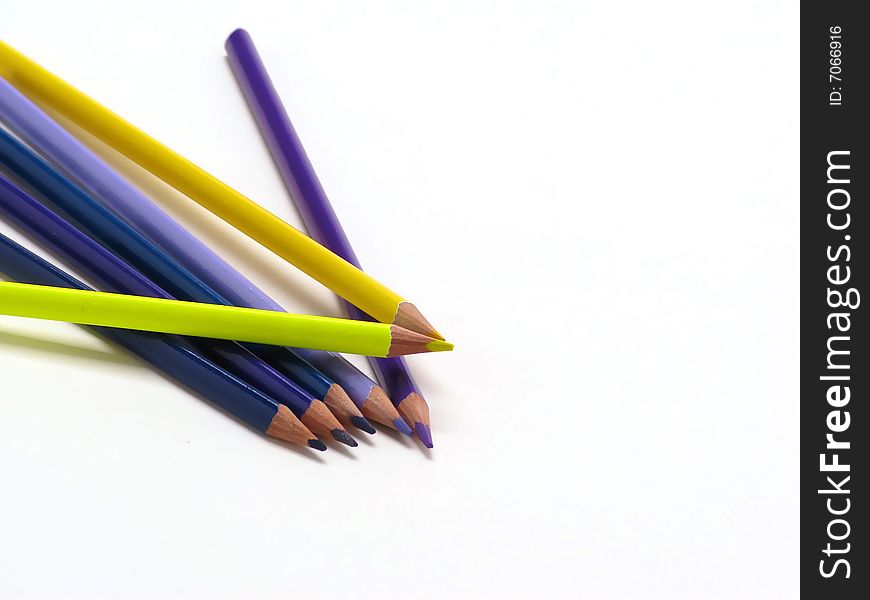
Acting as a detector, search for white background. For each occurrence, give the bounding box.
[0,1,799,598]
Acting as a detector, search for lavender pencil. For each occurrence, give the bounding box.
[225,29,436,447]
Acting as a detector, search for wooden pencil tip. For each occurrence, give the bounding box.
[388,326,450,357]
[361,386,407,432]
[397,392,431,439]
[393,301,444,340]
[324,384,374,433]
[323,383,366,423]
[266,404,317,446]
[301,399,349,439]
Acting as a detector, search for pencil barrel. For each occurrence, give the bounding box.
[0,282,394,355]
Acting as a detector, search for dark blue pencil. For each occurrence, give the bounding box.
[0,131,357,445]
[0,229,323,449]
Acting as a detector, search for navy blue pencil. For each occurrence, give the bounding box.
[0,230,324,450]
[0,130,358,445]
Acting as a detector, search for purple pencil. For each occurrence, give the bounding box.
[225,28,435,447]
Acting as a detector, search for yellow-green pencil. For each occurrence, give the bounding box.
[0,282,452,357]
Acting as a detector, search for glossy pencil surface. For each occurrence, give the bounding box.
[0,231,321,449]
[0,40,441,335]
[225,29,435,444]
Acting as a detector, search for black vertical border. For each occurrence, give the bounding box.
[802,2,868,597]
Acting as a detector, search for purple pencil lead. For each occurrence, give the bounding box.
[414,423,434,449]
[393,418,414,437]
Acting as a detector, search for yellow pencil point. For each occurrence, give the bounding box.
[426,339,454,353]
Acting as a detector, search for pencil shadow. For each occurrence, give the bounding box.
[262,435,328,463]
[377,426,416,448]
[401,356,447,398]
[355,431,377,446]
[371,420,434,456]
[134,357,331,463]
[0,329,328,462]
[0,329,141,366]
[325,440,359,459]
[47,111,339,317]
[147,366,327,463]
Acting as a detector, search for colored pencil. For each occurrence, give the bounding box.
[0,76,388,435]
[226,30,436,446]
[300,350,411,435]
[0,232,324,450]
[0,41,443,339]
[0,173,361,446]
[0,281,446,356]
[251,346,374,433]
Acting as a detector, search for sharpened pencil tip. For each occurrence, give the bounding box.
[414,423,434,448]
[394,418,414,436]
[393,301,443,340]
[350,415,377,434]
[332,429,358,447]
[426,339,454,352]
[308,439,328,451]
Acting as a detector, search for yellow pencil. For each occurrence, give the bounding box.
[0,41,442,339]
[0,282,452,357]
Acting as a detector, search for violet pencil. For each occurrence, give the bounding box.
[226,28,435,446]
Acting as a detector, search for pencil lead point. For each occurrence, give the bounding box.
[425,339,454,353]
[394,418,414,436]
[350,415,377,434]
[414,423,434,448]
[308,439,328,451]
[332,429,358,447]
